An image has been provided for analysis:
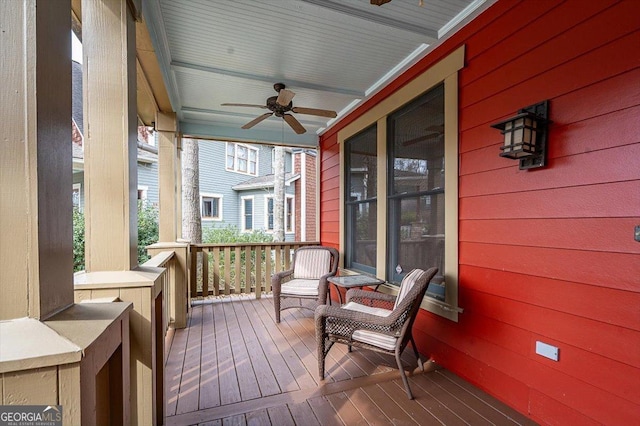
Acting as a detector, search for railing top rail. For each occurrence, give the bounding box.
[142,250,175,267]
[191,241,321,249]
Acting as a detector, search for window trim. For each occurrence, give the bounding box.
[226,142,259,176]
[264,194,295,233]
[137,185,148,201]
[201,193,223,221]
[72,182,82,210]
[337,45,464,322]
[241,195,254,232]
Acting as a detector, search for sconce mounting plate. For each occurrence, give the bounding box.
[518,101,549,170]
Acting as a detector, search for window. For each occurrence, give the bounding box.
[137,185,148,201]
[339,46,463,321]
[286,197,294,233]
[387,84,445,284]
[201,194,222,220]
[227,143,258,175]
[344,125,378,275]
[242,196,254,231]
[72,183,81,209]
[265,194,295,232]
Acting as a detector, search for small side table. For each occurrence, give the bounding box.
[327,275,385,305]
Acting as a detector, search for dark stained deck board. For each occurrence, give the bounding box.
[230,298,282,397]
[213,301,242,406]
[244,296,316,391]
[166,296,537,426]
[176,303,204,415]
[199,303,221,410]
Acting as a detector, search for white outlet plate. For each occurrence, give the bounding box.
[536,341,559,361]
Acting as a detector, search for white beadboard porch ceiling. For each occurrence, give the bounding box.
[143,0,489,147]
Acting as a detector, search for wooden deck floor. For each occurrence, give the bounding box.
[165,295,536,426]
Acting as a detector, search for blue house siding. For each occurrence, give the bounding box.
[138,161,159,205]
[198,140,295,239]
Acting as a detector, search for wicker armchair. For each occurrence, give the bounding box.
[315,267,438,399]
[272,246,339,323]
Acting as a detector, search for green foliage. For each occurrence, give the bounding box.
[137,201,159,263]
[202,225,273,244]
[73,207,85,272]
[72,201,159,271]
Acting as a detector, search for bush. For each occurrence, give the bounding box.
[203,225,273,244]
[72,201,159,271]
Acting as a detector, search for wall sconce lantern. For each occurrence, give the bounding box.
[491,100,550,170]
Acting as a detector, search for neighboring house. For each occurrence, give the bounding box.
[198,140,317,242]
[71,60,158,210]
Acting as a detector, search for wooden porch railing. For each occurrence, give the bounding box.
[142,249,175,335]
[190,242,320,299]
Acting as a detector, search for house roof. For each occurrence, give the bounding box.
[232,173,300,191]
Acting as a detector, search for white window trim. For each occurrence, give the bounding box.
[337,45,464,322]
[201,193,223,221]
[72,183,82,209]
[264,194,295,233]
[226,142,259,176]
[137,185,148,201]
[241,195,255,232]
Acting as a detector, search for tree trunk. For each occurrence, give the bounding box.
[181,138,202,243]
[273,147,285,242]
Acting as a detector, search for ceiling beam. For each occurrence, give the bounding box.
[299,0,439,40]
[170,61,365,98]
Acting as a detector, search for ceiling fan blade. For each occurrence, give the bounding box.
[276,89,295,106]
[241,113,273,129]
[292,106,337,118]
[221,103,267,109]
[283,114,306,134]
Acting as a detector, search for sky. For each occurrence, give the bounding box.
[72,31,82,63]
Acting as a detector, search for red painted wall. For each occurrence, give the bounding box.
[318,1,640,424]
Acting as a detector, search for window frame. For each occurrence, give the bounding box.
[241,195,254,231]
[264,194,295,233]
[201,193,223,221]
[337,46,464,321]
[226,142,259,176]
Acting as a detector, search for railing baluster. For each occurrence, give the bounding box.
[265,245,272,293]
[202,248,209,297]
[190,246,198,298]
[255,246,262,299]
[275,246,282,274]
[234,246,241,294]
[244,245,251,294]
[284,244,291,271]
[213,246,220,296]
[224,247,231,295]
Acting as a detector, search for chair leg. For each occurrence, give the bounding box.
[275,296,281,323]
[395,351,414,400]
[409,335,424,371]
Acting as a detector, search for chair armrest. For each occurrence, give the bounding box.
[314,303,399,335]
[271,269,293,291]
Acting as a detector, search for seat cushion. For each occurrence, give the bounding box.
[281,278,320,296]
[343,302,396,351]
[293,249,331,279]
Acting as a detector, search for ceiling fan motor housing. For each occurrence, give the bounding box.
[266,96,292,117]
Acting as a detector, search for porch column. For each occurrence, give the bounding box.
[0,0,73,321]
[82,0,139,272]
[156,111,180,242]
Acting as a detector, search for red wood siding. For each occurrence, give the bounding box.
[318,1,640,424]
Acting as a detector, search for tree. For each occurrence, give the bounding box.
[273,146,285,242]
[182,138,202,243]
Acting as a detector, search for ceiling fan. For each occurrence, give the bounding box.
[221,83,337,134]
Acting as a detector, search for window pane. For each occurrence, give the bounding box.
[227,155,234,169]
[244,199,253,229]
[227,144,235,155]
[388,84,445,284]
[267,198,274,230]
[345,124,378,274]
[212,198,219,217]
[390,83,444,195]
[347,126,377,199]
[286,198,293,232]
[249,149,256,161]
[237,146,247,159]
[238,158,247,172]
[346,201,377,271]
[249,161,256,175]
[202,198,212,217]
